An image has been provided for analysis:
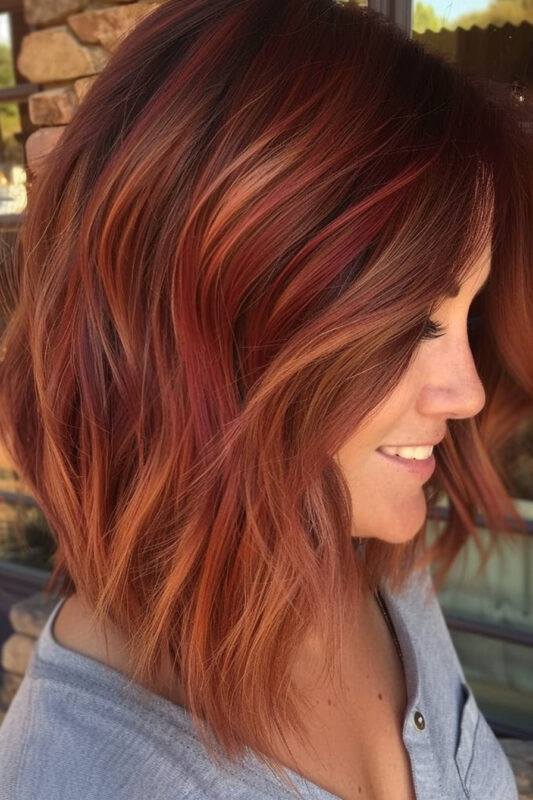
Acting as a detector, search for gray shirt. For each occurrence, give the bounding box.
[0,565,519,799]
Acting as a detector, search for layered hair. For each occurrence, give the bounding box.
[1,0,532,781]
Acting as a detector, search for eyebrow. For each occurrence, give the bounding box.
[445,271,491,299]
[446,282,461,298]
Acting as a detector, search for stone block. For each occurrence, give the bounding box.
[1,634,35,676]
[17,27,109,84]
[29,87,78,126]
[25,127,66,175]
[23,0,88,27]
[68,1,164,51]
[0,671,22,706]
[74,75,97,103]
[9,592,60,638]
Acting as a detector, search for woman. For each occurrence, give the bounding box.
[0,1,531,798]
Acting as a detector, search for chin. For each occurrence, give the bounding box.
[378,527,421,544]
[353,503,427,544]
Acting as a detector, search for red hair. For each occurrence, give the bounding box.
[0,0,532,784]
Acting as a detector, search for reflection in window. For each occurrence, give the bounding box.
[412,0,533,113]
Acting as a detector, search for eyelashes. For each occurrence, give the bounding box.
[420,311,485,341]
[420,320,445,340]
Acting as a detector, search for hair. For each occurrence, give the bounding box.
[1,0,532,788]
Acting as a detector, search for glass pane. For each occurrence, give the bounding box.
[412,0,533,114]
[0,13,26,216]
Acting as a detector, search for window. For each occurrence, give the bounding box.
[375,0,533,116]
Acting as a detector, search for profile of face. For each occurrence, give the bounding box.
[334,243,492,544]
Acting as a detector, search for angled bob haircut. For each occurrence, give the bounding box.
[1,0,532,782]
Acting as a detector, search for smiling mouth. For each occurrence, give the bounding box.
[375,448,437,480]
[377,445,434,460]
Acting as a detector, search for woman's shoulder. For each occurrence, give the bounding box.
[0,604,302,800]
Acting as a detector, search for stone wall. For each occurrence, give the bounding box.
[0,591,58,717]
[18,0,165,174]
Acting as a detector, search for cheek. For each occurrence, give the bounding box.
[341,452,429,541]
[335,387,416,468]
[332,376,427,542]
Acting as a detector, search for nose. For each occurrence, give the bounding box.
[419,340,486,420]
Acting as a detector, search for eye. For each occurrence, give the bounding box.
[420,310,485,341]
[420,319,445,340]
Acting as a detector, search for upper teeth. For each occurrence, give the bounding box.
[378,445,434,460]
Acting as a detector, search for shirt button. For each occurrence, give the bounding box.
[413,711,426,730]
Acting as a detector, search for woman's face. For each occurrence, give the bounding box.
[334,244,492,544]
